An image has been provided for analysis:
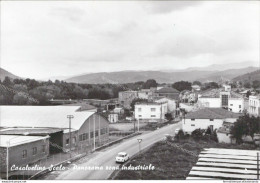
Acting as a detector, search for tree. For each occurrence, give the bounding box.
[165,113,173,121]
[143,79,157,89]
[172,81,192,91]
[252,80,260,89]
[202,82,219,90]
[244,82,251,89]
[231,114,260,144]
[2,77,13,87]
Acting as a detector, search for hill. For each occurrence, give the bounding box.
[65,67,259,84]
[232,69,260,83]
[0,68,20,81]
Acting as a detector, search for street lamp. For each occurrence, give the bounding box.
[6,132,29,180]
[67,115,74,157]
[137,139,142,154]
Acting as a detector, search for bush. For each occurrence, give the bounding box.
[191,129,205,140]
[174,129,185,141]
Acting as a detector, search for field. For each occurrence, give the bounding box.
[110,138,256,180]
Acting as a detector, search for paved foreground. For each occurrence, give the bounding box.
[53,122,181,180]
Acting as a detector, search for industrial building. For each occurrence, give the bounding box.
[0,106,110,153]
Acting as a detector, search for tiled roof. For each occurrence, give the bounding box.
[199,89,243,99]
[155,87,179,93]
[185,108,241,119]
[0,106,96,130]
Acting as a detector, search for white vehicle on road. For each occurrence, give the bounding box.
[115,152,130,163]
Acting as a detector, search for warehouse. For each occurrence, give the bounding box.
[0,135,50,178]
[0,106,110,153]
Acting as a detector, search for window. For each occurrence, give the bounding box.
[191,119,195,121]
[32,147,37,155]
[191,124,195,126]
[95,130,99,137]
[90,132,94,138]
[151,115,156,117]
[139,115,142,117]
[66,138,69,145]
[101,128,106,135]
[239,105,241,108]
[230,104,233,106]
[22,150,27,158]
[79,134,83,141]
[221,94,228,106]
[151,108,156,112]
[42,145,46,153]
[210,119,214,121]
[138,108,142,112]
[72,137,76,144]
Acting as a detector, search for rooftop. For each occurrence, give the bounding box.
[199,89,243,99]
[0,135,49,147]
[185,108,241,119]
[0,127,63,135]
[0,106,96,130]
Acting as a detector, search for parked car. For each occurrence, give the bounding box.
[115,152,130,163]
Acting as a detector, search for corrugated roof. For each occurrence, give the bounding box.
[185,108,241,119]
[0,106,95,130]
[0,135,49,147]
[155,87,179,93]
[0,127,63,135]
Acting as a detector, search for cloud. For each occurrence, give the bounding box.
[142,1,203,14]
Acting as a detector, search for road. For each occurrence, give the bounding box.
[55,122,181,180]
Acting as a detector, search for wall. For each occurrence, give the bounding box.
[182,118,224,134]
[249,96,260,116]
[155,98,176,113]
[0,138,49,173]
[217,132,233,143]
[228,98,244,113]
[77,113,109,150]
[198,98,221,108]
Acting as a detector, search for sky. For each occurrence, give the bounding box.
[1,1,259,80]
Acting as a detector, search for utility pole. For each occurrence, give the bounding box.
[6,142,9,180]
[138,118,140,132]
[257,152,259,179]
[93,115,96,151]
[67,115,74,157]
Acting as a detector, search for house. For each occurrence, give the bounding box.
[108,114,119,123]
[0,106,110,153]
[134,102,168,123]
[154,87,180,100]
[248,95,260,117]
[0,135,49,177]
[182,108,241,134]
[179,103,197,113]
[113,107,124,114]
[198,88,245,113]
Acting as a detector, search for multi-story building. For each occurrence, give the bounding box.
[134,102,168,123]
[248,95,260,117]
[118,90,153,109]
[198,88,244,113]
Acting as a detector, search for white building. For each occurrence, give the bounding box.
[134,102,168,123]
[248,95,260,117]
[182,108,241,134]
[155,97,177,113]
[198,89,244,113]
[108,113,119,123]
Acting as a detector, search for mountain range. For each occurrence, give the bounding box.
[1,61,259,84]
